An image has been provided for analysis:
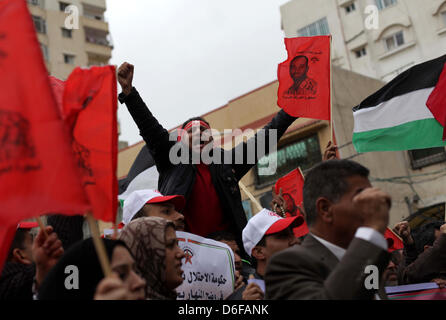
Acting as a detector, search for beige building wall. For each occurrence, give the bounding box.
[28,0,112,79]
[281,0,446,81]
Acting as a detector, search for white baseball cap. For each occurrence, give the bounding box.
[122,189,185,225]
[242,208,303,256]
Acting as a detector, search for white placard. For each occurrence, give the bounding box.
[176,231,236,300]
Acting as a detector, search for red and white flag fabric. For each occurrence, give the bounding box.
[274,168,309,238]
[50,66,118,223]
[0,0,90,271]
[277,36,331,120]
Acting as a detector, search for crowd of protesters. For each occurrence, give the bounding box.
[1,62,445,300]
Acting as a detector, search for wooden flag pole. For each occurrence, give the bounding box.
[86,212,112,277]
[239,181,262,212]
[35,216,48,238]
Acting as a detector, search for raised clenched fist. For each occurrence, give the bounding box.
[117,62,134,96]
[353,187,391,235]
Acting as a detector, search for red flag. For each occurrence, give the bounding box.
[275,168,309,238]
[277,36,331,120]
[0,0,89,225]
[426,62,446,140]
[385,228,404,252]
[0,225,18,273]
[61,66,118,223]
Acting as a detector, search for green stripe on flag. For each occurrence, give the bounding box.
[353,118,446,153]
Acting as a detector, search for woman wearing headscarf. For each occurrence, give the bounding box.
[118,216,185,300]
[37,238,146,300]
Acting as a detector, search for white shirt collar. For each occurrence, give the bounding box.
[311,233,346,261]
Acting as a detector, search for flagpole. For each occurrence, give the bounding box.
[330,35,333,143]
[35,216,48,238]
[239,181,263,212]
[86,212,112,277]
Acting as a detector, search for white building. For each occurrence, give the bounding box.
[281,0,446,81]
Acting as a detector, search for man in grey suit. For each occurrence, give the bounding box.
[265,160,391,300]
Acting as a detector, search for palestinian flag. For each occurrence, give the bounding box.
[353,55,446,153]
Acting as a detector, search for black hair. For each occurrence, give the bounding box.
[207,230,237,242]
[181,117,210,129]
[415,221,444,254]
[7,229,28,261]
[303,159,370,226]
[290,55,308,67]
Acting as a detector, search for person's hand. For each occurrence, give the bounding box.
[353,188,391,235]
[440,223,446,234]
[32,226,64,288]
[117,62,134,96]
[270,186,286,217]
[393,221,414,245]
[234,271,244,290]
[432,278,446,289]
[242,276,264,300]
[323,141,338,161]
[94,274,131,300]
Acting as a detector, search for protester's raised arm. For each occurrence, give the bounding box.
[117,62,174,172]
[231,109,297,181]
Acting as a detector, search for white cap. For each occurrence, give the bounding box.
[122,189,185,225]
[242,208,301,256]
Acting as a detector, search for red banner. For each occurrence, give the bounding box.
[0,0,90,272]
[277,36,331,120]
[275,169,309,237]
[62,66,118,223]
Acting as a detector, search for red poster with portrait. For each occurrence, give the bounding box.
[275,168,309,238]
[277,36,331,121]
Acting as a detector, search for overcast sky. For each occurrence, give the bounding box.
[106,0,290,145]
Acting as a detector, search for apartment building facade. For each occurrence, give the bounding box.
[281,0,446,81]
[27,0,112,79]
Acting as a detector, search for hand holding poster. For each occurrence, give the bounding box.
[274,168,309,238]
[277,36,331,120]
[176,231,236,300]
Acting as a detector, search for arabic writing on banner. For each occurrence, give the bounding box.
[176,231,236,300]
[386,282,446,300]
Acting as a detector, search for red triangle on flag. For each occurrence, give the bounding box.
[426,62,446,140]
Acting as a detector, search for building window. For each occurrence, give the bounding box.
[32,15,46,34]
[61,28,72,38]
[298,17,330,37]
[345,2,356,14]
[354,47,367,58]
[385,31,404,51]
[40,43,49,61]
[375,0,397,10]
[63,53,75,64]
[59,2,70,11]
[256,134,322,187]
[408,147,446,170]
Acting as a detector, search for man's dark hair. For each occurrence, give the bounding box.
[181,117,210,129]
[7,229,28,261]
[303,159,370,226]
[207,230,236,242]
[415,221,444,253]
